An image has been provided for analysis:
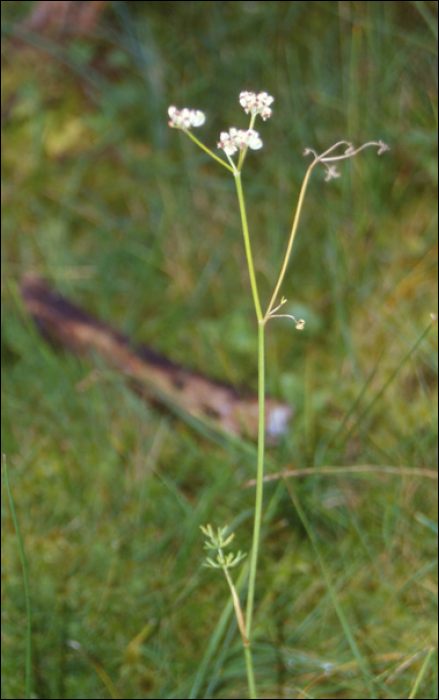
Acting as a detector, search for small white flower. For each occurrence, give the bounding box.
[168,105,206,130]
[217,127,263,155]
[218,128,239,156]
[241,129,263,150]
[239,90,274,120]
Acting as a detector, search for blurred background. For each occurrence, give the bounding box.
[1,2,438,698]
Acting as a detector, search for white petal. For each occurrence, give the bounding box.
[191,110,205,127]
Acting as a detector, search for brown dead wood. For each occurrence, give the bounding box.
[21,274,293,442]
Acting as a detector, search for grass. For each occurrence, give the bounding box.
[1,1,438,698]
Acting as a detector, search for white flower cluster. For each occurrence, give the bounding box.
[168,106,206,129]
[239,91,274,120]
[217,128,263,156]
[167,90,275,160]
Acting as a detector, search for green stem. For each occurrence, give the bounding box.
[184,130,235,173]
[222,565,249,645]
[222,564,256,696]
[237,114,256,171]
[264,159,316,320]
[245,322,265,642]
[234,167,265,699]
[244,646,257,699]
[234,172,263,322]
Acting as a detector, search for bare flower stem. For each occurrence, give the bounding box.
[264,160,315,320]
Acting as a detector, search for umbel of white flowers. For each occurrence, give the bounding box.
[239,90,274,119]
[167,105,206,129]
[217,127,262,156]
[168,90,274,158]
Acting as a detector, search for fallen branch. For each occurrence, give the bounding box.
[21,274,293,442]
